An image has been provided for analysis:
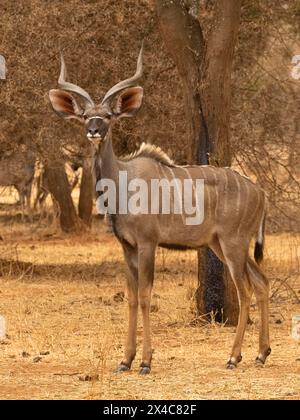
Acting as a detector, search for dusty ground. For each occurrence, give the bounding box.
[0,199,299,400]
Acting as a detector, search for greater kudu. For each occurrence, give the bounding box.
[49,46,270,373]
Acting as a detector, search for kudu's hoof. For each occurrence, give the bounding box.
[116,362,130,373]
[255,347,271,366]
[226,361,237,370]
[139,367,151,375]
[139,363,151,375]
[255,358,265,367]
[226,355,242,370]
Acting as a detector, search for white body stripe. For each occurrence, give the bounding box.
[237,176,249,235]
[210,167,219,220]
[232,171,241,230]
[223,169,229,216]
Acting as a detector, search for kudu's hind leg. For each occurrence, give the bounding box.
[219,239,253,369]
[117,243,138,372]
[138,244,155,375]
[210,237,252,369]
[246,258,271,365]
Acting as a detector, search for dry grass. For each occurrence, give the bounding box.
[0,206,299,400]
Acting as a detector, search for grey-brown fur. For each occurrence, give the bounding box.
[49,45,271,374]
[121,142,175,167]
[92,134,270,372]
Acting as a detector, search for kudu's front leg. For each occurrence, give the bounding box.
[117,243,138,372]
[138,244,155,375]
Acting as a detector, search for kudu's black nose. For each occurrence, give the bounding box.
[88,128,99,136]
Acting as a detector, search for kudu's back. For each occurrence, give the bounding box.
[119,156,266,252]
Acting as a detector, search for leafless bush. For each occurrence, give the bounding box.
[0,0,299,232]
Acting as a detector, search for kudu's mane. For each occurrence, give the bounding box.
[120,144,255,181]
[119,143,257,187]
[121,142,176,167]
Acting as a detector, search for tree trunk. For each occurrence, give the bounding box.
[44,161,83,233]
[198,0,241,324]
[156,0,241,324]
[78,158,93,227]
[156,0,205,163]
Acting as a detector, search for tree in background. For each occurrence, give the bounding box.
[0,1,299,245]
[157,0,242,323]
[43,161,83,233]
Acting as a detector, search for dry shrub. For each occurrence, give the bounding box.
[0,0,299,231]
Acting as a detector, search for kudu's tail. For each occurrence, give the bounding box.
[254,209,267,265]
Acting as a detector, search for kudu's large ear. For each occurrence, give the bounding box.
[114,87,143,119]
[49,89,83,121]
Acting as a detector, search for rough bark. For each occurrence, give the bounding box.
[199,0,241,167]
[43,161,83,233]
[156,0,205,162]
[156,0,241,324]
[78,158,93,227]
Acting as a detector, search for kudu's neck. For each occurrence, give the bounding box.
[93,129,130,215]
[95,129,121,182]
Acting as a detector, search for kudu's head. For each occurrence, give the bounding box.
[49,45,144,147]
